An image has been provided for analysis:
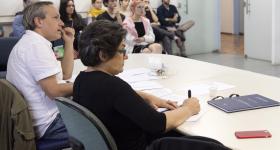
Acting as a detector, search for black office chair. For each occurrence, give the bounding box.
[0,37,19,78]
[55,97,118,150]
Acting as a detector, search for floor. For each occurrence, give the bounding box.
[189,34,280,78]
[220,33,244,55]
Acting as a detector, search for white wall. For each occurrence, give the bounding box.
[271,0,280,64]
[239,0,244,33]
[0,0,91,23]
[0,0,23,23]
[187,0,221,54]
[151,0,221,54]
[221,0,234,33]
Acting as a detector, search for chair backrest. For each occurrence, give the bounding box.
[55,97,118,150]
[0,37,19,78]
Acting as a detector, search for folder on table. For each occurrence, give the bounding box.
[208,94,280,113]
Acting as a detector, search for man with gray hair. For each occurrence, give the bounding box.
[7,1,74,148]
[10,0,38,38]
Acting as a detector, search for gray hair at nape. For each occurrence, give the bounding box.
[22,1,53,30]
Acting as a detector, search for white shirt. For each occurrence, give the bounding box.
[7,30,61,138]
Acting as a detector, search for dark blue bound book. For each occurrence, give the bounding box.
[208,94,280,113]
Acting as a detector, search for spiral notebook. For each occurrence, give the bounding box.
[208,94,280,113]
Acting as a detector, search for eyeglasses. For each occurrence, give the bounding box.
[210,94,240,101]
[117,49,126,56]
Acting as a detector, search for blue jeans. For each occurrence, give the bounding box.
[36,114,70,150]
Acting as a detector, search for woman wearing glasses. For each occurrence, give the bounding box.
[73,20,231,150]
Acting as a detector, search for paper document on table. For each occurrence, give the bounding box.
[118,68,151,76]
[119,74,159,83]
[130,81,163,91]
[180,82,235,96]
[143,88,173,97]
[117,68,159,83]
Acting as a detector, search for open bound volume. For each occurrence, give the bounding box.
[208,94,280,113]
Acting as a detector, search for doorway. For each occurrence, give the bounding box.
[220,0,244,55]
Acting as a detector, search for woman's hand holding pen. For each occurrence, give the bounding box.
[182,98,200,115]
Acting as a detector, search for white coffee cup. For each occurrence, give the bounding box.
[209,85,218,98]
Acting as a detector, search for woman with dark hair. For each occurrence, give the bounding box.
[74,20,231,150]
[59,0,86,51]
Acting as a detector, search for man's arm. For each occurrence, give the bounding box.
[173,5,181,23]
[39,75,73,99]
[60,27,75,80]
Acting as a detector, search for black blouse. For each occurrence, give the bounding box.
[73,71,166,150]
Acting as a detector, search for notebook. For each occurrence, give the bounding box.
[208,94,280,113]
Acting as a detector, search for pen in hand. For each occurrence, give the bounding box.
[188,90,192,98]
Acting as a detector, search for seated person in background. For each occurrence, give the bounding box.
[88,0,106,19]
[10,0,38,38]
[6,2,74,148]
[143,0,180,54]
[119,0,130,17]
[74,20,231,150]
[123,0,162,54]
[59,0,86,56]
[96,0,125,24]
[157,0,195,57]
[0,25,4,37]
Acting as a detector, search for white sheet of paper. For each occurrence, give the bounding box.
[119,74,159,83]
[118,67,151,77]
[180,82,235,96]
[130,81,163,91]
[143,88,173,97]
[117,67,160,83]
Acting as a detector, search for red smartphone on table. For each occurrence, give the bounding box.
[235,130,271,139]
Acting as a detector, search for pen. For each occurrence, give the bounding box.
[188,90,191,98]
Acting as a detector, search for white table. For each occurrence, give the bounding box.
[73,54,280,150]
